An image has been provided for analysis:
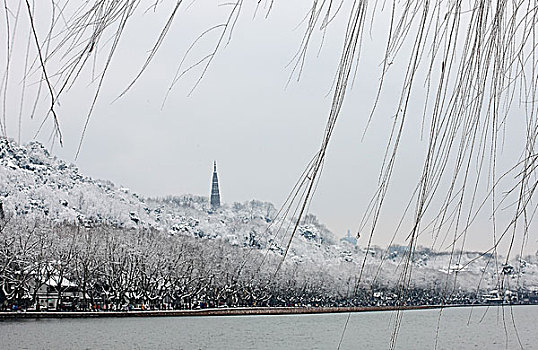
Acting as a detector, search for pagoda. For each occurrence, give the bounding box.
[210,161,221,210]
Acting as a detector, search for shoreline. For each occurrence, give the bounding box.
[0,303,526,319]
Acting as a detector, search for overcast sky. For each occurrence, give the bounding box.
[3,1,535,254]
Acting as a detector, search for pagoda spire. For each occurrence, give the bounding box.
[210,161,221,210]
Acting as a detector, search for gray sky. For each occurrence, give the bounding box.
[3,1,536,254]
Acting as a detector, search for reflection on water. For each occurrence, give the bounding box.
[0,305,536,349]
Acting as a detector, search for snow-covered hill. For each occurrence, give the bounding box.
[0,138,154,228]
[0,138,337,262]
[1,138,538,293]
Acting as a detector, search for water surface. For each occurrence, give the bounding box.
[1,305,535,349]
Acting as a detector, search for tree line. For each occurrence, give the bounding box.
[0,216,502,311]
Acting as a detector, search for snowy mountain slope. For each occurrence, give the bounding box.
[0,139,155,229]
[0,138,336,260]
[1,138,538,292]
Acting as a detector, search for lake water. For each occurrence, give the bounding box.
[1,305,536,349]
